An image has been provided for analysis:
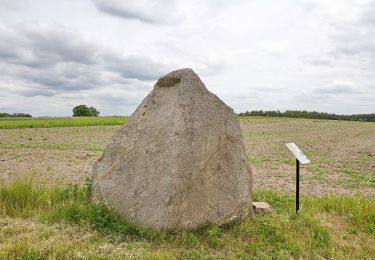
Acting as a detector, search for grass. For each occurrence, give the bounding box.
[0,116,126,129]
[344,169,375,188]
[0,179,374,259]
[249,155,271,165]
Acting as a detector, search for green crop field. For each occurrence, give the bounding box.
[0,116,127,129]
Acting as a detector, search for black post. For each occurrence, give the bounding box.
[296,159,300,213]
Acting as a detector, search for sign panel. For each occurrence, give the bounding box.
[285,143,310,164]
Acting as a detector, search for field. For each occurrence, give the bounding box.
[242,117,375,197]
[0,116,126,129]
[0,116,374,258]
[1,117,374,196]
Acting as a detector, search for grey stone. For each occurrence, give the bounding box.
[92,68,253,230]
[252,202,272,214]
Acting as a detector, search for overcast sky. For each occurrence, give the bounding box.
[1,0,374,116]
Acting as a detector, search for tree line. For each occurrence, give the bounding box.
[238,110,375,122]
[1,105,101,118]
[0,113,32,118]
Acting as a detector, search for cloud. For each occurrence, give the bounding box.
[1,0,374,115]
[312,80,361,95]
[313,86,359,95]
[91,0,247,24]
[91,0,178,24]
[302,54,334,67]
[300,1,375,66]
[0,23,98,68]
[0,0,29,13]
[103,54,168,80]
[0,22,172,97]
[330,25,375,62]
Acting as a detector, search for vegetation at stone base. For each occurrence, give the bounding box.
[0,179,374,259]
[73,105,100,117]
[0,116,126,129]
[0,112,32,118]
[239,110,375,122]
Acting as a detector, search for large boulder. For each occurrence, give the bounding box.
[92,68,253,230]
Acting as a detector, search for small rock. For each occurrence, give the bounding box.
[252,202,272,214]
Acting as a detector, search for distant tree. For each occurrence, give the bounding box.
[0,112,32,117]
[13,113,32,117]
[89,106,100,117]
[73,105,92,117]
[73,105,100,117]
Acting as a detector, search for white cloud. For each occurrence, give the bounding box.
[0,0,374,115]
[0,0,29,13]
[0,22,174,97]
[312,80,361,95]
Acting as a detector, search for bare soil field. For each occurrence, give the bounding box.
[0,118,374,197]
[242,118,375,197]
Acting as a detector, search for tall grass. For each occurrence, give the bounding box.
[0,116,126,129]
[0,179,374,259]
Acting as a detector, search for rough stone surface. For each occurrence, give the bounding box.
[92,68,253,230]
[252,202,272,214]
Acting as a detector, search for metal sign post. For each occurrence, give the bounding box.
[296,158,300,213]
[285,143,310,213]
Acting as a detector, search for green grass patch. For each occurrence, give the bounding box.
[307,164,326,181]
[249,155,271,165]
[0,179,374,258]
[0,116,126,129]
[343,169,375,188]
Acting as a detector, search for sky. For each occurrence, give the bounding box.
[0,0,374,116]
